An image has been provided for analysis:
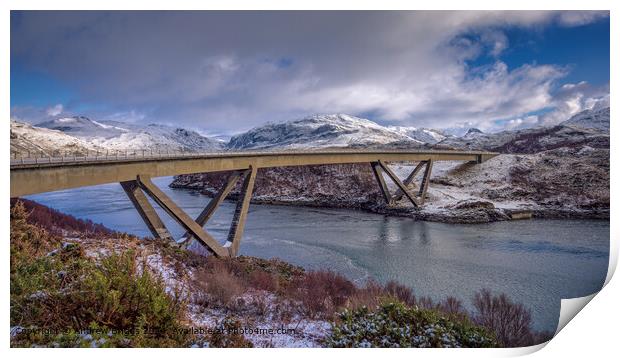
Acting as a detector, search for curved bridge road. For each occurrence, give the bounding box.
[10,149,499,257]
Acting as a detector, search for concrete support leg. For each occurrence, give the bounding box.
[226,166,257,257]
[136,174,229,257]
[393,161,427,202]
[180,170,245,248]
[376,160,422,207]
[120,180,172,241]
[370,162,393,205]
[416,159,434,205]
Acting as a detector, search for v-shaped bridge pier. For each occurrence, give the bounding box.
[121,167,257,257]
[370,159,434,207]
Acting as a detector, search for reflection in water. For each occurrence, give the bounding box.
[27,177,609,332]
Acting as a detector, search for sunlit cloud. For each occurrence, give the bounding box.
[11,10,609,133]
[45,104,63,117]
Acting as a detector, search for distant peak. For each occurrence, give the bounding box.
[55,117,78,123]
[465,128,483,135]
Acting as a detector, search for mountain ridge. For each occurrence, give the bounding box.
[11,106,610,155]
[227,114,424,150]
[36,115,224,152]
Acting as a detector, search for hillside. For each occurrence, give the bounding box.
[37,116,224,152]
[386,126,447,144]
[10,120,104,156]
[434,124,609,153]
[227,114,424,150]
[560,106,610,131]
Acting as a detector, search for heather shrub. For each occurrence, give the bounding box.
[10,201,61,258]
[11,198,113,235]
[346,279,385,310]
[326,301,498,348]
[80,252,186,338]
[10,204,189,347]
[416,295,438,310]
[292,270,356,318]
[439,296,468,318]
[247,270,279,292]
[384,280,415,305]
[472,289,548,347]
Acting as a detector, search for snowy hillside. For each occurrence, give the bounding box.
[38,116,224,152]
[432,107,610,153]
[387,126,446,144]
[461,128,485,140]
[227,114,424,150]
[10,120,104,156]
[38,116,128,139]
[560,106,610,132]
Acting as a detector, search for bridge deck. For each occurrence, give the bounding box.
[10,150,498,197]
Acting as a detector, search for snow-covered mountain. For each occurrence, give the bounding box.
[461,128,485,140]
[227,114,424,150]
[560,106,610,132]
[386,126,447,144]
[436,122,609,153]
[10,120,104,156]
[38,116,128,138]
[38,116,223,152]
[11,107,611,157]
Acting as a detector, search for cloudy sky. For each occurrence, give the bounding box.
[11,10,609,135]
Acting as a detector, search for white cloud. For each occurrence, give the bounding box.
[537,81,609,127]
[101,110,147,123]
[45,104,63,117]
[11,11,609,133]
[503,115,540,131]
[557,11,609,27]
[478,81,609,133]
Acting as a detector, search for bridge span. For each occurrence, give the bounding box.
[10,149,498,257]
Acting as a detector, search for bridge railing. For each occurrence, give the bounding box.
[9,149,226,165]
[10,148,495,166]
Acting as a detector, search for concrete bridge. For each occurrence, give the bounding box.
[10,149,498,257]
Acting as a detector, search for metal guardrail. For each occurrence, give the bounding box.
[10,149,219,165]
[10,148,498,166]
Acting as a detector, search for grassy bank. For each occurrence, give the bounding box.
[10,199,551,347]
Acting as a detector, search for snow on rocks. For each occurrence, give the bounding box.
[187,290,331,347]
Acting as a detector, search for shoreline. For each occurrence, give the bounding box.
[168,185,610,224]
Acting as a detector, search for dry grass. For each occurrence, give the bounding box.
[287,270,356,318]
[193,261,244,309]
[384,280,416,306]
[247,270,279,292]
[472,289,551,347]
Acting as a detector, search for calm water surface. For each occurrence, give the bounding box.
[28,177,609,332]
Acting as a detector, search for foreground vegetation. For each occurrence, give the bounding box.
[10,199,552,347]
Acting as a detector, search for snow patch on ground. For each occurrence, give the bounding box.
[187,290,331,347]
